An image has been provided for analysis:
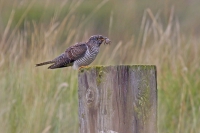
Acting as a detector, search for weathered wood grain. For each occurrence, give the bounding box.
[78,65,157,133]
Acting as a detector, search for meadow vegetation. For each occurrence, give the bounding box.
[0,0,200,133]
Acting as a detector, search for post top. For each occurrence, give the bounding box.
[79,65,156,73]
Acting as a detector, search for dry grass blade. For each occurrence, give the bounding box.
[0,10,15,51]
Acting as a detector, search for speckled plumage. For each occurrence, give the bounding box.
[36,35,111,69]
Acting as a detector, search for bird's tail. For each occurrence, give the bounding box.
[36,61,54,67]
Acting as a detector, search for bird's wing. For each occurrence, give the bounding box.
[48,43,87,69]
[65,42,87,60]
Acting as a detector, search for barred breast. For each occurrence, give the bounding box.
[73,46,99,69]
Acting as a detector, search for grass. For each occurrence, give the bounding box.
[0,0,200,133]
[1,64,79,133]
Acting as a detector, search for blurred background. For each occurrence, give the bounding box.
[0,0,200,133]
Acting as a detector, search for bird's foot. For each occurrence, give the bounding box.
[78,66,89,70]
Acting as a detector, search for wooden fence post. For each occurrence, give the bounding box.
[78,65,157,133]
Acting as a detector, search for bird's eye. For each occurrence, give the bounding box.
[98,38,103,41]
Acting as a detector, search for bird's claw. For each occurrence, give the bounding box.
[78,66,89,70]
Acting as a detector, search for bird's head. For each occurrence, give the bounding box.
[88,35,111,46]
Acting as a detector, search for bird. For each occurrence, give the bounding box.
[36,35,111,69]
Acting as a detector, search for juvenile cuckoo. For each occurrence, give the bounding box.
[36,35,111,69]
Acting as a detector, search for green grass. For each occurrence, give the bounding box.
[0,0,200,133]
[1,63,79,132]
